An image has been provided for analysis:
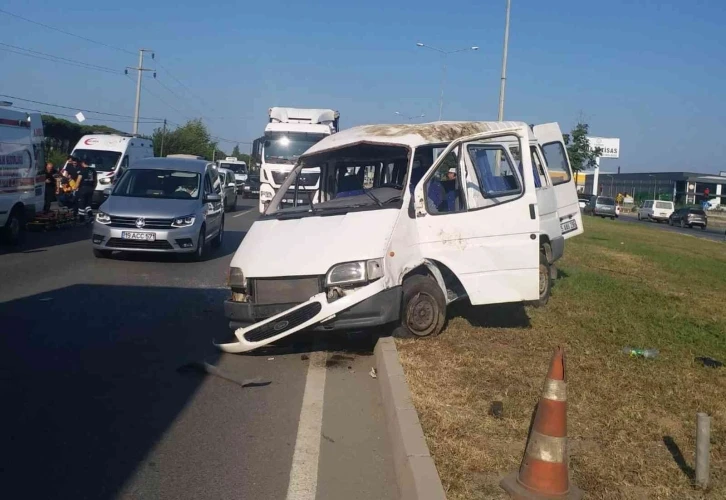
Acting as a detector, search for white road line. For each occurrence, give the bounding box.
[286,349,327,500]
[233,209,253,218]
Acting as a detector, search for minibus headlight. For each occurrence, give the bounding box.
[326,259,383,286]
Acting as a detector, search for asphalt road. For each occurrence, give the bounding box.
[0,198,396,500]
[612,212,726,243]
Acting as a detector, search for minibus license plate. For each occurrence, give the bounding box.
[122,231,156,241]
[560,219,578,234]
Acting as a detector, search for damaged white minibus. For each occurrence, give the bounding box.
[218,121,582,352]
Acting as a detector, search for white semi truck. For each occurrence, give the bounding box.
[258,107,340,213]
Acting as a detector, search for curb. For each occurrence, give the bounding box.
[374,337,447,500]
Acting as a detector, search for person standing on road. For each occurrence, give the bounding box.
[75,159,97,221]
[43,162,57,212]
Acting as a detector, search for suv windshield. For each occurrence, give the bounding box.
[112,169,201,199]
[597,197,615,206]
[71,149,122,173]
[264,134,326,164]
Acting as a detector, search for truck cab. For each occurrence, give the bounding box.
[258,107,340,213]
[220,121,583,353]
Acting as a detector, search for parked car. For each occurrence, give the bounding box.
[241,174,260,198]
[638,200,674,223]
[584,196,617,219]
[578,197,590,210]
[669,207,707,230]
[218,168,238,212]
[92,157,224,261]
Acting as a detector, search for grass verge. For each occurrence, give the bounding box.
[397,217,726,499]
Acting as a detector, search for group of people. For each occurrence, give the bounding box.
[43,155,98,221]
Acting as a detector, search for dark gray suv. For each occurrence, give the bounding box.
[669,208,707,230]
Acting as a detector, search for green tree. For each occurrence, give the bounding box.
[562,122,602,174]
[152,119,218,160]
[231,144,241,158]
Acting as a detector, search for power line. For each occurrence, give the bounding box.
[0,44,122,76]
[0,8,135,56]
[156,59,215,112]
[0,94,164,121]
[11,106,161,124]
[125,74,190,121]
[154,78,205,118]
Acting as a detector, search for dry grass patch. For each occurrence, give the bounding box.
[397,218,726,499]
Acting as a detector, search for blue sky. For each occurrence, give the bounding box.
[2,0,725,172]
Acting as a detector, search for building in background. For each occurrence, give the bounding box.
[577,171,725,208]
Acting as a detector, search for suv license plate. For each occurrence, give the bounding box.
[561,220,578,234]
[122,231,156,241]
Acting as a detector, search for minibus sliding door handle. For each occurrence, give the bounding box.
[529,204,536,219]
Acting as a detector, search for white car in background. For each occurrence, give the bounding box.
[638,200,674,223]
[217,168,238,212]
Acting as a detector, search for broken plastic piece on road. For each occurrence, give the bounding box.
[622,347,659,359]
[696,356,723,368]
[268,357,274,361]
[369,367,377,378]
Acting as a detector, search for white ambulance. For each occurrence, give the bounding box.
[0,106,44,244]
[66,134,153,208]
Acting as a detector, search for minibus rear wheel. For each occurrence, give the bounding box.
[531,251,551,308]
[393,275,446,338]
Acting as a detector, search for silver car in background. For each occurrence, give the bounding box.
[92,157,224,261]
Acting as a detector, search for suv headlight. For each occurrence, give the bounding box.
[326,259,383,286]
[172,215,196,227]
[95,211,111,224]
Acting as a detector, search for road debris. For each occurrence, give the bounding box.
[489,401,504,419]
[301,354,309,361]
[696,356,723,368]
[622,347,658,359]
[369,367,377,378]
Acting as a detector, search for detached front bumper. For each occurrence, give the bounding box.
[225,285,401,331]
[217,281,400,353]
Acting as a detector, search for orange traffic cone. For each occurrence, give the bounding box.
[500,346,583,499]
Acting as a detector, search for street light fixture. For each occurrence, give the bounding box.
[395,111,426,121]
[416,42,479,121]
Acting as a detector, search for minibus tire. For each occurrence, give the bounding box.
[192,226,206,261]
[393,275,446,339]
[531,251,551,308]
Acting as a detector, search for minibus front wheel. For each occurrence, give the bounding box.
[393,275,446,339]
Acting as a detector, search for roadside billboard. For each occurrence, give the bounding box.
[587,137,620,159]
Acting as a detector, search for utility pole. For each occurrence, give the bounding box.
[125,49,156,136]
[160,119,167,156]
[497,0,512,121]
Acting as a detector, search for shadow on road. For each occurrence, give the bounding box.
[0,283,228,499]
[0,223,92,255]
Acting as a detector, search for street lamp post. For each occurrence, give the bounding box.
[416,42,479,121]
[395,111,425,122]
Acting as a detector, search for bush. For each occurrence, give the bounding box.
[47,150,67,169]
